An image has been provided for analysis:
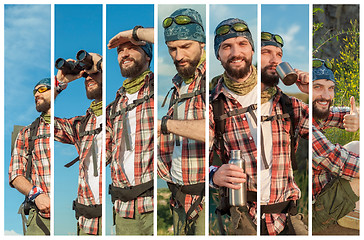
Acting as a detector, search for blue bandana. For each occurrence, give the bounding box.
[214,18,254,58]
[164,8,205,43]
[140,42,153,60]
[35,77,51,89]
[313,59,335,82]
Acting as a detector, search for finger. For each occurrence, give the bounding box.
[225,176,246,184]
[350,96,357,114]
[224,182,242,190]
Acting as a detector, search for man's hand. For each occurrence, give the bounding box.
[84,52,102,74]
[108,30,145,49]
[295,69,309,94]
[34,193,50,214]
[56,58,84,84]
[344,96,359,132]
[212,164,246,189]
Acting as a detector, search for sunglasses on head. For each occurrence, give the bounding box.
[216,23,249,36]
[261,32,284,47]
[163,15,204,31]
[312,59,333,70]
[33,85,51,96]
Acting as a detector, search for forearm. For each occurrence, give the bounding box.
[11,175,33,196]
[166,118,205,142]
[136,27,154,43]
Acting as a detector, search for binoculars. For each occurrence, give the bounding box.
[55,50,94,75]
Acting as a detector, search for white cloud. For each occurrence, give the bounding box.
[158,56,175,77]
[4,229,21,236]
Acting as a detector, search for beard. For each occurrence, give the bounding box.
[35,98,50,113]
[174,54,201,79]
[313,98,332,120]
[221,56,252,80]
[86,82,102,100]
[261,65,279,87]
[119,56,146,78]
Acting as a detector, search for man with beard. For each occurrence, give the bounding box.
[209,18,257,235]
[54,52,103,235]
[311,58,359,234]
[158,8,206,235]
[9,78,52,235]
[106,27,154,235]
[259,31,309,235]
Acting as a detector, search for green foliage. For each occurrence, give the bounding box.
[157,188,173,235]
[332,20,360,107]
[313,8,360,145]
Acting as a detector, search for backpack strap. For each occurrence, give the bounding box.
[26,117,43,180]
[260,93,298,170]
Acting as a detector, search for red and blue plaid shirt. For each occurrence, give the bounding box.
[263,88,309,235]
[9,116,51,219]
[312,107,359,201]
[158,61,206,218]
[54,109,102,235]
[106,72,154,219]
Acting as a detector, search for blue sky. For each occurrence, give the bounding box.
[54,4,102,235]
[262,4,309,94]
[4,4,51,236]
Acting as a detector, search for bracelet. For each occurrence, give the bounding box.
[161,115,171,135]
[54,75,68,93]
[132,25,143,42]
[96,58,103,72]
[28,186,44,202]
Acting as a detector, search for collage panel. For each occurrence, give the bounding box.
[105,4,154,236]
[260,4,309,235]
[312,4,360,235]
[4,4,52,236]
[54,4,103,235]
[208,4,258,236]
[157,4,206,236]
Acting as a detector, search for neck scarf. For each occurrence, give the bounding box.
[90,100,103,116]
[261,86,277,104]
[223,65,257,96]
[123,69,151,94]
[41,113,51,124]
[183,50,206,85]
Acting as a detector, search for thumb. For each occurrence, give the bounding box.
[350,96,357,114]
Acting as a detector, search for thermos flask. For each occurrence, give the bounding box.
[228,150,247,206]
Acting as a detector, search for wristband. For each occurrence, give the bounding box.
[96,58,103,72]
[54,75,68,93]
[161,115,171,135]
[28,186,44,202]
[132,25,143,42]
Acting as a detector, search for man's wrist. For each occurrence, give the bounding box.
[28,186,44,202]
[161,115,171,135]
[55,75,68,93]
[132,25,143,42]
[209,166,219,188]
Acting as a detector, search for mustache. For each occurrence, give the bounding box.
[121,57,135,64]
[313,98,332,103]
[174,59,190,66]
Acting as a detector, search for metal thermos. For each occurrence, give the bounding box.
[228,150,247,206]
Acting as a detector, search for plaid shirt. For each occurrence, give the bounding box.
[263,87,309,235]
[106,72,154,218]
[209,75,258,221]
[312,107,359,201]
[157,61,206,218]
[54,109,102,235]
[9,116,51,218]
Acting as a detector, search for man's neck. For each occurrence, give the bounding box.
[129,64,149,81]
